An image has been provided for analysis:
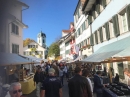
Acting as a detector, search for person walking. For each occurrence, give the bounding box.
[68,67,92,97]
[82,69,93,94]
[59,67,64,86]
[34,67,44,97]
[93,71,104,97]
[40,68,62,97]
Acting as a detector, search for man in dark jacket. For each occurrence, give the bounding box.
[34,67,44,97]
[93,71,104,97]
[68,67,92,97]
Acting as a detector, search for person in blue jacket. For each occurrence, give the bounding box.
[93,71,104,97]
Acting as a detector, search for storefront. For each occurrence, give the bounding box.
[0,52,38,95]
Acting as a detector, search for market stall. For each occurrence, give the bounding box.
[0,52,37,95]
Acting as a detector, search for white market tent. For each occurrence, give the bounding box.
[0,53,33,66]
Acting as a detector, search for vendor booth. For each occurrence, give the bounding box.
[0,53,38,95]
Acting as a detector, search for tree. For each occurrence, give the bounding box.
[23,38,34,47]
[48,42,60,58]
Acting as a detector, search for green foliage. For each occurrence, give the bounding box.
[48,42,60,57]
[23,38,34,47]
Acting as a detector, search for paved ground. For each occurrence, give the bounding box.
[23,79,69,97]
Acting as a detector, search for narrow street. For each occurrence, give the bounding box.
[24,79,69,97]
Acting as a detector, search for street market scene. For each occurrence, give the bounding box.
[1,0,130,97]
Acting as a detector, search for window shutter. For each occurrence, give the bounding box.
[102,0,106,8]
[88,15,91,25]
[96,0,100,14]
[99,27,103,42]
[112,15,120,37]
[105,22,110,40]
[126,4,130,31]
[95,31,98,44]
[90,34,94,46]
[86,39,87,45]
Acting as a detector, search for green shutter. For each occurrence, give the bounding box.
[90,34,94,46]
[75,32,77,38]
[105,22,110,40]
[112,15,120,37]
[102,0,106,8]
[88,15,91,24]
[99,27,103,42]
[126,4,130,31]
[95,31,98,44]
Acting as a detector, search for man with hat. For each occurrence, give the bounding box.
[40,68,62,97]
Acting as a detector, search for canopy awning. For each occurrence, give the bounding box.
[20,55,43,62]
[112,46,130,57]
[82,36,130,63]
[0,53,33,66]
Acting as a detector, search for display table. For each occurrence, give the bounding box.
[20,76,36,94]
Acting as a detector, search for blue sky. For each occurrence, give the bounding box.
[21,0,78,47]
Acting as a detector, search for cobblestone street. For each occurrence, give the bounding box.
[23,79,69,97]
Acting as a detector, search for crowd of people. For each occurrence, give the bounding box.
[7,61,120,97]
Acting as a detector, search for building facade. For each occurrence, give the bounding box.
[82,0,130,84]
[23,41,46,59]
[0,0,29,55]
[74,0,93,58]
[59,23,75,62]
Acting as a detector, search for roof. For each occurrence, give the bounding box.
[62,30,71,33]
[0,53,33,66]
[82,0,96,13]
[24,41,46,49]
[82,36,130,63]
[16,0,29,8]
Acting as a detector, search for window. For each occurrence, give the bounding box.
[122,13,128,32]
[118,62,124,79]
[103,26,107,41]
[12,44,19,54]
[12,23,19,35]
[24,52,26,55]
[35,51,38,55]
[97,30,100,43]
[43,39,45,43]
[109,22,114,38]
[65,50,70,54]
[78,28,80,36]
[36,45,38,48]
[28,45,30,48]
[29,52,32,55]
[65,41,70,46]
[39,39,40,43]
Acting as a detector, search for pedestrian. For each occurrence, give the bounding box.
[82,69,93,93]
[9,82,22,97]
[34,67,44,97]
[68,67,92,97]
[114,73,119,83]
[93,71,104,97]
[59,67,64,86]
[40,68,62,97]
[63,64,69,81]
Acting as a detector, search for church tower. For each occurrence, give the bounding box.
[37,31,46,48]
